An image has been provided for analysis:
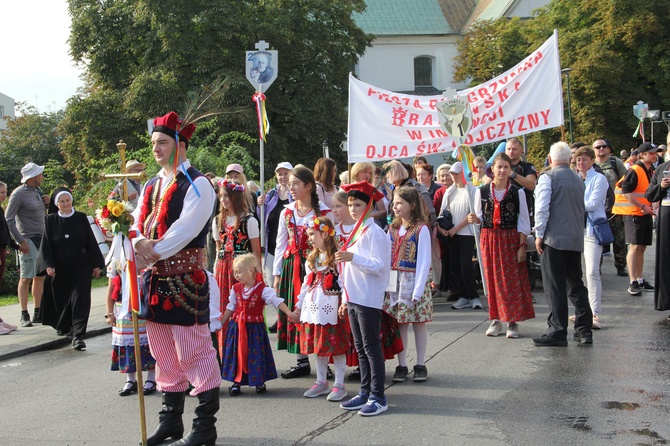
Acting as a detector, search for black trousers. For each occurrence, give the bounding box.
[447,234,478,299]
[540,244,592,340]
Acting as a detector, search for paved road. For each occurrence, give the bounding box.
[0,249,668,445]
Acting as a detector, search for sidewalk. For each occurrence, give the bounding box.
[0,286,111,361]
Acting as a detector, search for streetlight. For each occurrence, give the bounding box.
[561,68,573,143]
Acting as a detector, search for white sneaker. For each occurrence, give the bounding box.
[506,322,519,339]
[592,315,602,330]
[303,381,330,398]
[486,320,502,337]
[471,298,483,309]
[451,297,471,309]
[326,386,348,402]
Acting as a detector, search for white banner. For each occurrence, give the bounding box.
[347,31,563,162]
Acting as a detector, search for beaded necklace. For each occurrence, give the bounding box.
[143,176,176,239]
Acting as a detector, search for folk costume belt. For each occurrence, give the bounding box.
[153,248,205,275]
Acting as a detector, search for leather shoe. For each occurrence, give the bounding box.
[281,363,310,379]
[72,337,86,350]
[268,321,277,333]
[573,332,593,345]
[532,334,568,347]
[143,380,157,395]
[616,266,628,277]
[119,381,138,397]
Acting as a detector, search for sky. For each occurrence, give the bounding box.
[2,0,84,113]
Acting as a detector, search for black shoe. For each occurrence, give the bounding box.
[392,365,409,382]
[326,366,334,380]
[20,312,32,327]
[72,337,86,350]
[143,380,157,395]
[627,282,642,296]
[347,367,361,382]
[146,391,185,446]
[228,383,241,396]
[616,265,628,277]
[119,381,138,396]
[413,365,428,382]
[32,308,42,324]
[640,280,654,292]
[280,363,311,379]
[255,385,267,394]
[268,321,277,333]
[573,332,593,345]
[532,334,568,347]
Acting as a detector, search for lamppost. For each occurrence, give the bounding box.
[561,68,573,143]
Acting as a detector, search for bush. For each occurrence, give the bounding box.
[0,249,19,295]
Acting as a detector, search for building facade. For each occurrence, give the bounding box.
[0,92,16,131]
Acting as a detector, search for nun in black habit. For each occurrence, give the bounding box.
[38,189,105,350]
[645,161,670,315]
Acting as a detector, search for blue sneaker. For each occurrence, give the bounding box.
[358,395,388,416]
[340,392,369,410]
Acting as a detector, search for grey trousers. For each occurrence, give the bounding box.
[348,302,385,398]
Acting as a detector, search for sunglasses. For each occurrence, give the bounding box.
[594,145,609,149]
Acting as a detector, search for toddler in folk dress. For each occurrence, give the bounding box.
[221,254,298,396]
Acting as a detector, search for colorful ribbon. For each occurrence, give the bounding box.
[105,231,142,315]
[252,92,270,141]
[452,144,477,184]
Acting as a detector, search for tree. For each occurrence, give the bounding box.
[63,0,372,191]
[0,104,70,192]
[453,0,670,167]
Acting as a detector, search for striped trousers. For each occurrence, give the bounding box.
[145,321,221,395]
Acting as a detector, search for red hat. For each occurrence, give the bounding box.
[152,111,196,141]
[340,180,384,204]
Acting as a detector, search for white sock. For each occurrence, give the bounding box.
[413,323,428,366]
[316,356,328,383]
[333,355,346,389]
[126,372,137,383]
[398,323,409,367]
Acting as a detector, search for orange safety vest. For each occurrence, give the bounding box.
[611,164,651,216]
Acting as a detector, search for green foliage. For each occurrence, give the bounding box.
[64,0,372,192]
[0,250,19,296]
[0,104,70,192]
[454,0,670,165]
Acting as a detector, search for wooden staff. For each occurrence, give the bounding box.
[103,140,148,446]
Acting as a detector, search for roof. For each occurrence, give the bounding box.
[466,0,517,27]
[354,0,453,35]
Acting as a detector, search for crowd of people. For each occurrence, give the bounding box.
[1,108,668,443]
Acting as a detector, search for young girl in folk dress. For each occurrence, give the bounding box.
[384,186,433,383]
[221,254,298,396]
[214,179,261,361]
[296,217,351,401]
[273,166,331,378]
[468,153,534,339]
[105,260,156,396]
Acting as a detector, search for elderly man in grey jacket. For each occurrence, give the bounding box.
[533,142,593,346]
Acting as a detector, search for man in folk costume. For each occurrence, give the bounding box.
[132,111,220,446]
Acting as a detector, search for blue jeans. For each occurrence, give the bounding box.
[348,302,385,398]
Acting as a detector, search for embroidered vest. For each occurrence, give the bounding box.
[282,208,328,259]
[140,167,210,248]
[231,282,266,323]
[480,184,520,230]
[390,224,425,272]
[306,267,341,296]
[219,213,253,258]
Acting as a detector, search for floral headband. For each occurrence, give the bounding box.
[218,179,246,192]
[308,217,336,237]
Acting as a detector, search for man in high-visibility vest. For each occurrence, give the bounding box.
[612,142,663,295]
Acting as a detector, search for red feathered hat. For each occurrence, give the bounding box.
[340,180,384,204]
[152,111,196,142]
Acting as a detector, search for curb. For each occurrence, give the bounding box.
[0,326,111,362]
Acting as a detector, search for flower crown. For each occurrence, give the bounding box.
[308,217,336,237]
[218,179,246,192]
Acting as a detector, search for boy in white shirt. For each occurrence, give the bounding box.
[335,181,392,416]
